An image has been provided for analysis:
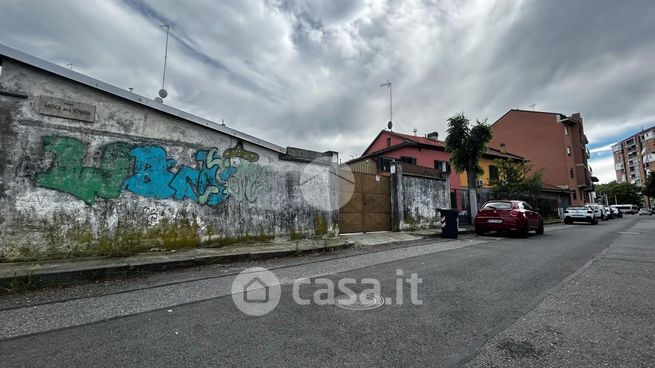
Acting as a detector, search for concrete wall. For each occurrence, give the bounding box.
[0,58,338,261]
[390,162,449,230]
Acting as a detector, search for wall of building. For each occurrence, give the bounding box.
[363,132,462,190]
[390,162,449,230]
[490,110,588,205]
[0,58,338,261]
[459,157,501,188]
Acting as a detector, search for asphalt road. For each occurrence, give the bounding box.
[0,215,652,367]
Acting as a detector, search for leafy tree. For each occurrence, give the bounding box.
[594,181,643,206]
[444,113,493,190]
[643,173,655,206]
[489,159,543,196]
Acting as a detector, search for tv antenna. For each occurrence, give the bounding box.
[156,24,170,103]
[528,103,536,111]
[380,80,392,129]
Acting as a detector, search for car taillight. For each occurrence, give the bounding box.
[510,209,520,217]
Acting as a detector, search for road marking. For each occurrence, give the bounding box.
[618,231,641,235]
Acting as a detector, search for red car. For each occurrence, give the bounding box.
[474,200,544,237]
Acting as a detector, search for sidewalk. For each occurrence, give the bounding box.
[0,227,472,290]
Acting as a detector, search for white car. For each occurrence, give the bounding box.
[584,204,604,221]
[638,208,653,216]
[564,206,598,225]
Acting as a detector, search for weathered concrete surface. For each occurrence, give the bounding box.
[0,58,337,261]
[390,162,450,231]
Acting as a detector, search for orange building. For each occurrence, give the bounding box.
[489,109,592,205]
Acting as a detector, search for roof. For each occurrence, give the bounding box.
[613,124,655,145]
[491,109,581,128]
[0,43,286,154]
[356,129,524,163]
[361,130,445,155]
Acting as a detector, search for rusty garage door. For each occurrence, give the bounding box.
[339,171,391,233]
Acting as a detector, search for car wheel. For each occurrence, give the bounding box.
[564,218,571,224]
[592,219,598,225]
[518,223,529,238]
[536,221,544,235]
[475,229,485,236]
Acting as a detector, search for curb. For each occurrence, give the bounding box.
[0,241,354,291]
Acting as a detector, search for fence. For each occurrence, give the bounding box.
[451,188,567,225]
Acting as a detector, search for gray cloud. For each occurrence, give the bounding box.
[1,0,654,177]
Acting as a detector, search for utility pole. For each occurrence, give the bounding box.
[380,80,392,128]
[156,24,170,103]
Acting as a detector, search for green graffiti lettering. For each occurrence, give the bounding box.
[36,136,132,205]
[228,161,267,203]
[223,141,259,162]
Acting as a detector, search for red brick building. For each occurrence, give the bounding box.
[489,109,592,205]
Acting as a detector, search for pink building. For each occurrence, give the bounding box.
[353,130,461,189]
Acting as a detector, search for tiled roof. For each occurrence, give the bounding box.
[389,131,445,148]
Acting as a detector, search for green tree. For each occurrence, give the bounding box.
[444,113,493,191]
[489,159,543,197]
[643,173,655,206]
[595,181,643,206]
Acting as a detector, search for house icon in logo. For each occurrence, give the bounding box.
[243,277,270,303]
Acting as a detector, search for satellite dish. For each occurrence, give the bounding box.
[158,88,168,98]
[154,97,163,103]
[387,120,393,130]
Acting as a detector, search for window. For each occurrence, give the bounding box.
[566,146,571,156]
[434,160,451,174]
[400,156,416,165]
[489,165,499,180]
[482,201,512,210]
[386,137,391,148]
[381,158,393,172]
[569,168,574,178]
[564,126,569,136]
[572,191,577,200]
[522,202,534,211]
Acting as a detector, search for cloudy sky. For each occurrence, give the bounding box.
[2,0,654,183]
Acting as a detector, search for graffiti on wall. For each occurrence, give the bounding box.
[36,136,267,206]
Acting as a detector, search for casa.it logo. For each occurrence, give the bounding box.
[231,267,281,317]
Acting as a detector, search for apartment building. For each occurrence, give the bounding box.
[612,126,655,187]
[489,109,592,205]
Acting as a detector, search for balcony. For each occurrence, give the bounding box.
[611,144,622,153]
[575,165,592,191]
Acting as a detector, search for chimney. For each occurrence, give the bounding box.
[500,143,507,154]
[427,131,439,141]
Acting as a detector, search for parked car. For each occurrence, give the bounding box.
[610,206,623,218]
[604,206,613,220]
[585,204,604,222]
[612,204,638,214]
[474,200,544,237]
[639,208,653,215]
[564,206,598,225]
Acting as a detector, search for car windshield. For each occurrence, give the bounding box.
[483,202,512,210]
[567,207,588,211]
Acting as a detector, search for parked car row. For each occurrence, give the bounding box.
[639,207,654,215]
[473,199,651,237]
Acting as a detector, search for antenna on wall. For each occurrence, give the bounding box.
[380,80,392,130]
[156,24,170,103]
[529,103,536,111]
